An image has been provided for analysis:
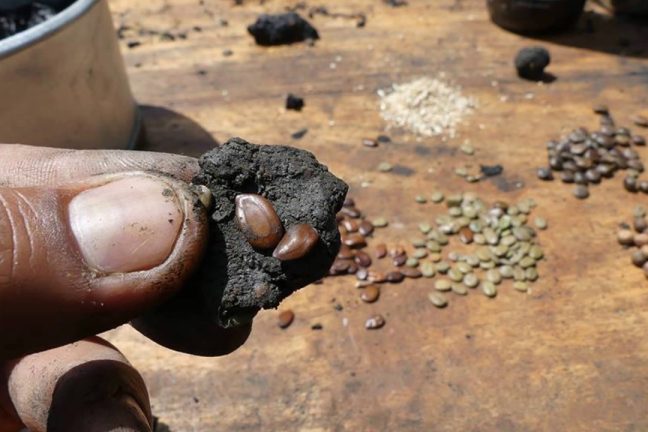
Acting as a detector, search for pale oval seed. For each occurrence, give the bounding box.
[434,279,452,291]
[428,292,448,308]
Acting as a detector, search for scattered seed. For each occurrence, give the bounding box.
[632,115,648,127]
[455,167,468,177]
[499,265,514,278]
[436,261,450,273]
[378,162,393,172]
[428,292,448,308]
[406,257,419,267]
[593,104,609,115]
[278,310,295,329]
[365,314,386,329]
[362,138,378,147]
[372,217,389,227]
[486,269,502,284]
[513,281,528,292]
[429,253,442,262]
[419,223,432,233]
[386,271,405,283]
[463,273,479,288]
[481,281,497,298]
[430,192,445,203]
[460,143,475,155]
[375,243,387,258]
[421,262,436,277]
[435,279,452,291]
[401,267,423,278]
[415,195,427,204]
[534,217,548,230]
[525,268,539,281]
[452,283,468,295]
[360,285,380,303]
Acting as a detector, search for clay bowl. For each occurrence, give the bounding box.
[486,0,587,34]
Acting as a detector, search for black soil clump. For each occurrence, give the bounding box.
[193,138,348,327]
[0,1,72,41]
[247,12,319,46]
[514,46,551,81]
[286,93,304,111]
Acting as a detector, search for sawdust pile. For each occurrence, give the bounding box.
[378,76,477,138]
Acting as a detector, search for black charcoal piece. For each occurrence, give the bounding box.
[247,12,319,46]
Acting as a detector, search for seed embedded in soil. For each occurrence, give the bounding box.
[360,285,380,303]
[278,310,295,328]
[235,194,284,249]
[428,292,448,308]
[365,314,385,330]
[273,224,319,260]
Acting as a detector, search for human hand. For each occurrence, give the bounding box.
[0,144,251,432]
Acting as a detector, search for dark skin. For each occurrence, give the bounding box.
[0,144,251,432]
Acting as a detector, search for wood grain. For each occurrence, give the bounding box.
[105,0,648,430]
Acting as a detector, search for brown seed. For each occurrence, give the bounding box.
[330,259,351,275]
[359,220,374,236]
[386,271,405,283]
[459,227,474,244]
[624,176,638,193]
[365,314,385,330]
[632,115,648,128]
[389,245,406,258]
[400,267,422,278]
[537,167,553,181]
[632,135,646,146]
[355,251,372,267]
[631,250,647,267]
[634,233,648,247]
[360,285,380,303]
[643,262,648,278]
[347,262,359,274]
[343,233,367,248]
[617,229,635,246]
[375,243,387,259]
[337,245,354,260]
[273,224,320,261]
[235,194,284,249]
[560,171,575,183]
[368,271,387,283]
[278,310,295,329]
[634,217,648,233]
[341,219,359,233]
[343,197,355,207]
[362,138,378,147]
[641,245,648,257]
[392,254,407,267]
[340,206,361,218]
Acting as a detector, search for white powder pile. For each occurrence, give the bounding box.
[377,76,477,138]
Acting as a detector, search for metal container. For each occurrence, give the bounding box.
[0,0,139,149]
[487,0,587,34]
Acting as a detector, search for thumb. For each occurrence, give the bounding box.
[0,171,208,359]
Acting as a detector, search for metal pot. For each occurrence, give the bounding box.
[0,0,140,150]
[487,0,587,34]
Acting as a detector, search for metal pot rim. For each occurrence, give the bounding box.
[0,0,99,60]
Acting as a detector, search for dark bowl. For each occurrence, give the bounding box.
[486,0,587,34]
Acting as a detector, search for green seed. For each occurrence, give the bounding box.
[447,251,461,262]
[456,217,471,228]
[486,269,502,284]
[446,194,463,207]
[483,228,499,245]
[507,206,520,216]
[529,245,544,260]
[481,281,497,298]
[412,239,427,248]
[426,241,442,252]
[498,216,512,230]
[435,232,449,245]
[429,253,442,262]
[430,192,444,203]
[462,206,478,219]
[457,262,472,274]
[415,195,427,204]
[419,223,432,233]
[499,265,514,278]
[517,201,531,214]
[436,261,450,273]
[455,167,468,177]
[517,242,531,255]
[434,279,452,291]
[448,268,463,282]
[428,292,448,308]
[460,143,475,155]
[534,217,547,230]
[513,267,526,281]
[476,247,494,262]
[463,273,479,288]
[515,214,528,225]
[501,235,517,247]
[421,262,436,278]
[378,162,393,172]
[452,283,468,295]
[519,257,535,269]
[513,281,528,292]
[480,261,495,269]
[466,175,479,183]
[413,249,428,259]
[473,234,486,245]
[449,207,462,217]
[492,245,509,257]
[634,205,646,218]
[469,220,483,233]
[372,217,388,227]
[436,215,451,225]
[513,227,532,241]
[525,267,539,281]
[406,258,419,268]
[465,255,480,267]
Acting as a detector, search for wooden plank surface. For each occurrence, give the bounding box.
[105,0,648,430]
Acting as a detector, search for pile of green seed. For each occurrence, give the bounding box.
[412,192,547,307]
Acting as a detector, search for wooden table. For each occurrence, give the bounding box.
[106,0,648,430]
